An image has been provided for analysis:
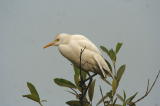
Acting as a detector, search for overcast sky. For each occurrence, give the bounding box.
[1,0,160,106]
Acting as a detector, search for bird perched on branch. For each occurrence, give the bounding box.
[43,33,112,78]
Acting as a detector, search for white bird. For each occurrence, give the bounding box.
[43,33,112,78]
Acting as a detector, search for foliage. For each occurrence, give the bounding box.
[22,42,160,106]
[23,82,43,106]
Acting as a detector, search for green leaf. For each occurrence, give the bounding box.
[41,100,47,102]
[81,70,87,80]
[23,94,40,103]
[122,92,127,106]
[112,79,117,96]
[100,46,110,56]
[104,59,112,72]
[113,98,117,105]
[74,74,80,87]
[109,49,116,62]
[66,91,77,96]
[74,75,82,92]
[100,46,116,63]
[115,42,123,54]
[96,94,108,106]
[123,90,126,101]
[66,100,81,106]
[96,90,112,106]
[88,80,96,101]
[116,94,124,102]
[27,82,39,97]
[54,78,76,88]
[102,78,112,86]
[73,65,80,75]
[126,92,138,104]
[22,82,41,104]
[117,65,126,83]
[73,65,80,85]
[73,65,87,91]
[123,103,127,106]
[73,65,87,81]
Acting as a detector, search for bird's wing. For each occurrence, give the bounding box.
[71,35,101,54]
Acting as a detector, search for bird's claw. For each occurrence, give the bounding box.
[79,80,85,87]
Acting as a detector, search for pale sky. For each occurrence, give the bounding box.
[1,0,160,106]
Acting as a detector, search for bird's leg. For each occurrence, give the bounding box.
[79,73,96,104]
[79,76,85,87]
[83,73,93,97]
[83,73,97,83]
[79,73,97,87]
[79,73,97,91]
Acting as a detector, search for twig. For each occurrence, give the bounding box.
[80,47,86,83]
[79,47,86,106]
[70,88,79,96]
[147,70,160,93]
[146,79,150,93]
[99,86,105,106]
[39,102,43,106]
[130,70,160,105]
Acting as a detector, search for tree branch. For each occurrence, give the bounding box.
[130,70,160,106]
[79,47,86,106]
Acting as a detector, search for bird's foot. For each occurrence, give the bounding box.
[79,80,85,87]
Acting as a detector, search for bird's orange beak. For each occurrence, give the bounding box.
[43,42,55,48]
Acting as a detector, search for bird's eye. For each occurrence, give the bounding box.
[56,39,60,41]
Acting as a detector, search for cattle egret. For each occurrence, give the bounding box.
[43,33,112,78]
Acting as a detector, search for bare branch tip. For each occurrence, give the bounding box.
[133,70,160,104]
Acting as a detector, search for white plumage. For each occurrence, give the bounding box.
[43,33,112,78]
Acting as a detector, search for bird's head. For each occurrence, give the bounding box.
[43,33,70,48]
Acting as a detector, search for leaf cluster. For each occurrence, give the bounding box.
[22,42,160,106]
[23,82,44,106]
[97,43,135,106]
[54,65,96,106]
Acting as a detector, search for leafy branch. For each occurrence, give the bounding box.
[22,42,159,106]
[22,82,44,106]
